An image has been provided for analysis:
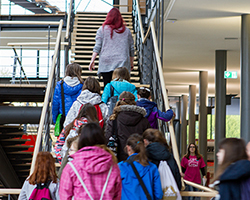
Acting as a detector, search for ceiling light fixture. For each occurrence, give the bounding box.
[166,19,177,23]
[224,37,238,40]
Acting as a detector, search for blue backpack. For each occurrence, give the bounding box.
[29,181,52,200]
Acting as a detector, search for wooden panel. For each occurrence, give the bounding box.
[139,0,146,15]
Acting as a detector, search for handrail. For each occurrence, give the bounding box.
[135,0,144,42]
[0,189,21,195]
[133,0,218,197]
[65,0,73,40]
[0,21,60,25]
[30,19,64,174]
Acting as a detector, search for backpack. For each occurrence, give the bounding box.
[78,103,104,128]
[29,181,52,200]
[94,104,104,128]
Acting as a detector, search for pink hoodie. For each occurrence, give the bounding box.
[59,146,122,200]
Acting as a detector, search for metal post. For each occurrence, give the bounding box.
[160,0,164,64]
[157,0,160,49]
[37,50,40,78]
[12,52,17,84]
[47,25,51,78]
[189,85,196,144]
[198,71,208,168]
[181,95,188,157]
[214,50,227,169]
[175,98,181,156]
[20,46,22,83]
[57,39,61,82]
[241,14,250,142]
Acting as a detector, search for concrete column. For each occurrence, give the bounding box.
[189,85,196,144]
[181,95,188,158]
[241,14,250,142]
[198,71,208,168]
[214,50,227,168]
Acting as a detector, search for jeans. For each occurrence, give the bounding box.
[183,184,200,200]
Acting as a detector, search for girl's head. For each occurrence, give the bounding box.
[112,67,130,82]
[110,91,136,120]
[142,128,169,150]
[28,152,58,184]
[64,103,98,138]
[103,7,126,38]
[82,77,101,95]
[67,136,79,156]
[126,133,148,166]
[214,138,247,180]
[65,63,83,83]
[78,123,105,149]
[184,143,202,160]
[137,87,151,99]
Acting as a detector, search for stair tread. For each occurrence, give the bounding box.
[0,132,24,135]
[1,139,30,142]
[75,17,132,21]
[4,145,34,148]
[7,151,33,154]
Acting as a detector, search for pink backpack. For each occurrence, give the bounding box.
[29,181,52,200]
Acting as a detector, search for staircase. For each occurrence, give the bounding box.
[71,11,141,88]
[0,84,45,187]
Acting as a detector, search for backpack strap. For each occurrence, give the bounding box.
[126,156,152,200]
[68,162,113,200]
[110,85,114,97]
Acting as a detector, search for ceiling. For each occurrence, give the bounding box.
[163,0,250,97]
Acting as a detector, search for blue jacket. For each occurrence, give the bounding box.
[219,160,250,200]
[102,80,137,103]
[136,98,173,129]
[118,154,163,200]
[52,80,83,123]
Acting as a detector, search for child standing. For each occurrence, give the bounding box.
[136,87,174,129]
[118,134,163,200]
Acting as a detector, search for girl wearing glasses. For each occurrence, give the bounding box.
[181,143,206,200]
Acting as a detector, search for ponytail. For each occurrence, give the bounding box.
[126,134,148,166]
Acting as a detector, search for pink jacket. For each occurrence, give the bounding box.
[59,146,122,200]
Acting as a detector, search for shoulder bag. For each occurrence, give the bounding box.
[107,85,118,116]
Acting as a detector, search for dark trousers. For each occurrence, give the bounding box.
[101,71,113,87]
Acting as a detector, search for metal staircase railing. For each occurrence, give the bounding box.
[132,0,218,198]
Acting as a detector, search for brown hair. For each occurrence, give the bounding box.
[64,63,83,84]
[183,143,202,160]
[142,128,170,150]
[137,87,151,99]
[110,91,136,120]
[126,134,148,166]
[67,135,79,149]
[28,152,58,184]
[64,103,98,138]
[112,67,130,82]
[82,77,101,95]
[96,144,118,163]
[78,123,106,149]
[214,138,247,181]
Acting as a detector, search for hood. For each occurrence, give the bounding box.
[220,160,250,182]
[77,89,102,105]
[64,76,81,87]
[61,80,83,96]
[119,153,150,178]
[136,98,157,118]
[70,146,113,174]
[146,142,171,161]
[116,105,147,126]
[111,80,136,94]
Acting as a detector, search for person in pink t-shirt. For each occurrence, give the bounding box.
[181,143,206,200]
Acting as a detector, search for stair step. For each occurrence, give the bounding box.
[7,151,33,155]
[0,132,25,139]
[75,17,132,22]
[72,60,138,65]
[77,65,138,71]
[76,11,132,15]
[74,21,133,26]
[75,14,132,18]
[79,70,139,75]
[0,138,30,145]
[73,24,133,30]
[72,55,138,60]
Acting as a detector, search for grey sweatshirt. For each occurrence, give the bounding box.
[93,25,134,75]
[18,179,60,200]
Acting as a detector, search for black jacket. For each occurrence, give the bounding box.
[219,159,250,200]
[105,105,151,162]
[146,142,182,190]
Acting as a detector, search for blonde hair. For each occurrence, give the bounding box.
[112,67,130,82]
[110,91,136,120]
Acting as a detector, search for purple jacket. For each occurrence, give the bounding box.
[136,98,174,129]
[59,146,122,200]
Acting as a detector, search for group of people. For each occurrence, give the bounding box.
[17,6,250,200]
